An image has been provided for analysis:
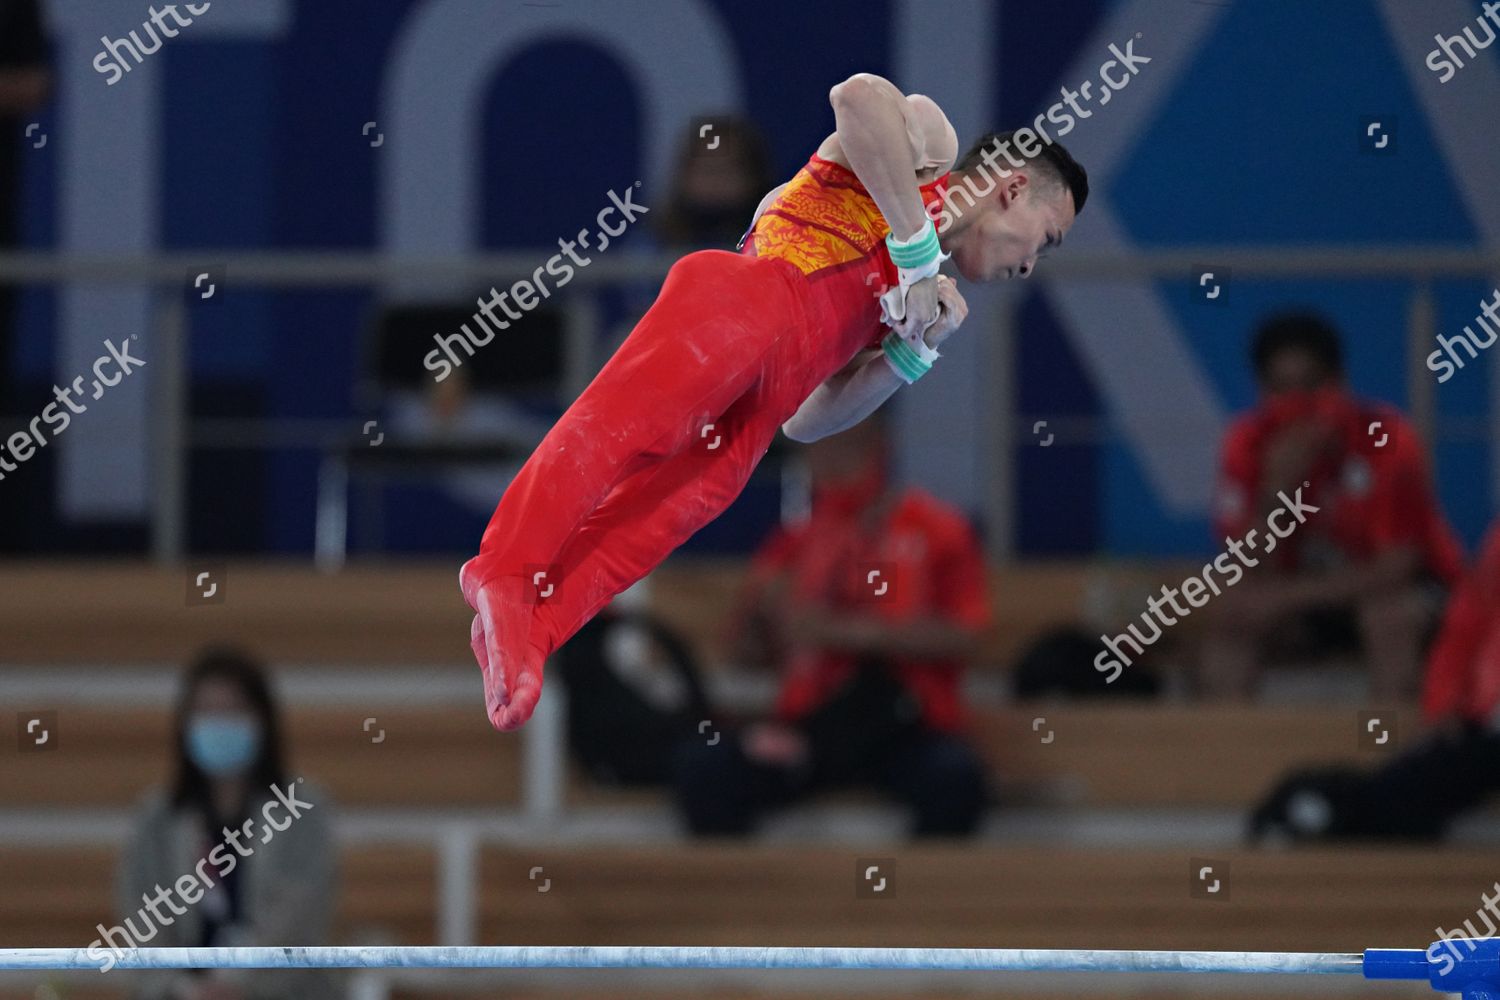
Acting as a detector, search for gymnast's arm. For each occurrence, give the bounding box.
[821,75,958,237]
[822,78,958,342]
[783,276,967,442]
[780,348,902,443]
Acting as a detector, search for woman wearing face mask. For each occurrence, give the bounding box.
[115,648,338,1000]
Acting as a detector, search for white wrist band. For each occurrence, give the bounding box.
[877,254,949,327]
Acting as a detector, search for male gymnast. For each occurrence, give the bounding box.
[461,73,1088,730]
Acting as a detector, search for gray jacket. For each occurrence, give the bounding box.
[113,781,340,1000]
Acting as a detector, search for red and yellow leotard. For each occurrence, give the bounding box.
[462,153,949,730]
[743,154,950,361]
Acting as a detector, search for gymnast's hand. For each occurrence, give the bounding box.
[889,274,941,341]
[921,275,967,351]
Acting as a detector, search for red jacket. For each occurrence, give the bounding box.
[1214,391,1464,584]
[732,482,990,733]
[1422,522,1500,727]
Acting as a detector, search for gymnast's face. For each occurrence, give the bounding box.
[945,170,1074,283]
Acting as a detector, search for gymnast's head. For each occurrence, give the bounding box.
[937,131,1088,283]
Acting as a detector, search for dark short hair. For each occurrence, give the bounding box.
[1251,312,1344,381]
[956,130,1089,214]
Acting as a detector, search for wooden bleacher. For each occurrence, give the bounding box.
[0,845,435,953]
[0,843,1485,999]
[2,556,1410,812]
[649,558,1203,672]
[971,703,1419,808]
[0,702,1408,812]
[0,559,1466,1000]
[0,706,522,809]
[566,702,1412,809]
[0,562,472,666]
[0,558,1200,671]
[469,844,1489,953]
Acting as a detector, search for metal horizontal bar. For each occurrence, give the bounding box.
[0,945,1367,974]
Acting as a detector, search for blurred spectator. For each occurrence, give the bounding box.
[0,0,49,410]
[1011,625,1163,700]
[607,115,776,353]
[1356,517,1500,835]
[1364,515,1500,834]
[1250,521,1500,842]
[115,648,338,1000]
[1422,521,1500,735]
[555,607,710,786]
[652,114,774,251]
[1202,312,1464,701]
[672,408,991,838]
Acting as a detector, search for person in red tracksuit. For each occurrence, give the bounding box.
[459,74,1088,730]
[1422,523,1500,731]
[1203,312,1464,701]
[1324,522,1500,840]
[1249,523,1500,842]
[673,407,992,837]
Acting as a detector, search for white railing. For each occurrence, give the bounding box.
[0,247,1494,560]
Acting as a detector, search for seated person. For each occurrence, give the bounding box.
[672,407,991,838]
[651,114,775,252]
[1368,517,1500,836]
[111,648,337,1000]
[1251,520,1500,841]
[1202,312,1464,701]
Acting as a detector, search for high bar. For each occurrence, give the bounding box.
[0,945,1371,974]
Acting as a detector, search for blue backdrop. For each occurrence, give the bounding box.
[12,0,1497,558]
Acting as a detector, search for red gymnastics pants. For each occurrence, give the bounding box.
[460,249,831,730]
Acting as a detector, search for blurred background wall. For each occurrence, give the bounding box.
[7,0,1494,561]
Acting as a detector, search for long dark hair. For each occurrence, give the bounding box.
[169,646,287,823]
[653,114,775,247]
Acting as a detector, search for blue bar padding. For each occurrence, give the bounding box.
[1426,938,1500,996]
[1364,949,1432,980]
